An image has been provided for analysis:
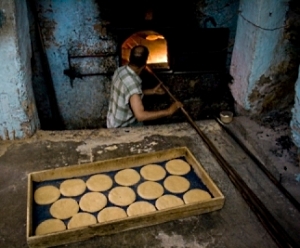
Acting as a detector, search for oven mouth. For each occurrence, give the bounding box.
[121,30,170,70]
[118,27,229,74]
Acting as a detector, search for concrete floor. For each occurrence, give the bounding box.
[0,117,300,247]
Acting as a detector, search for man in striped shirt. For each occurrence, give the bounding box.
[107,45,182,128]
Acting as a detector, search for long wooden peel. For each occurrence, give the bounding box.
[145,66,298,248]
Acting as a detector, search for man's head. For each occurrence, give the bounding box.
[129,45,149,68]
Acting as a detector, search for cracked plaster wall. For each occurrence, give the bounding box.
[0,0,39,140]
[230,0,289,112]
[32,0,116,130]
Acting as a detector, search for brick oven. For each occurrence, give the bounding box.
[101,0,230,74]
[118,28,229,74]
[97,1,234,124]
[27,0,235,130]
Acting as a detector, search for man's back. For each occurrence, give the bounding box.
[106,66,142,128]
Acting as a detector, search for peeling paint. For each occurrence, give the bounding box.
[29,0,118,130]
[248,61,296,116]
[0,0,39,139]
[230,0,290,114]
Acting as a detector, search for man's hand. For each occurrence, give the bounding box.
[143,84,166,95]
[152,84,165,95]
[168,101,183,115]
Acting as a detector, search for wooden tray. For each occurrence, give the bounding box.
[27,146,225,247]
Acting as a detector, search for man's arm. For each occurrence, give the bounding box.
[130,94,182,122]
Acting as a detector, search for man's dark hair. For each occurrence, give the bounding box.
[129,45,149,67]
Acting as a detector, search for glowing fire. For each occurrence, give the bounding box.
[122,31,168,66]
[146,40,168,64]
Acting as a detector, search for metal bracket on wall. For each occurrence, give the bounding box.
[63,51,117,87]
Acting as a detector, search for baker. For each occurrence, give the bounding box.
[106,45,183,128]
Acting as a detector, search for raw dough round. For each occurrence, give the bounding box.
[127,201,156,217]
[155,194,184,210]
[97,206,127,223]
[34,185,60,205]
[79,192,107,212]
[183,189,212,204]
[35,219,66,235]
[114,168,141,186]
[86,174,113,192]
[67,212,97,229]
[165,159,191,175]
[50,198,79,220]
[140,164,166,181]
[60,179,86,197]
[108,186,136,206]
[115,169,141,186]
[137,181,164,200]
[163,175,190,193]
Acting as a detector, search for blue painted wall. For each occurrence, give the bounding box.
[230,0,290,112]
[0,0,39,140]
[35,0,117,129]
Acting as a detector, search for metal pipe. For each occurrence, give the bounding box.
[69,53,116,58]
[145,66,298,248]
[215,116,300,212]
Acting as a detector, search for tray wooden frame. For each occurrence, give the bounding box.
[27,146,225,248]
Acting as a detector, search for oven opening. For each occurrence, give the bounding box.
[121,30,170,70]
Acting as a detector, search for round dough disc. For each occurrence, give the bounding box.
[108,186,136,206]
[50,198,79,220]
[163,175,190,193]
[67,212,97,229]
[60,179,86,197]
[140,164,166,181]
[165,159,191,175]
[127,201,156,217]
[86,174,113,192]
[35,219,66,235]
[183,189,212,204]
[97,206,127,223]
[34,185,60,205]
[79,192,107,212]
[114,168,140,186]
[137,181,164,200]
[155,194,184,210]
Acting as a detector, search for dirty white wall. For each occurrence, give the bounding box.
[291,66,300,155]
[0,0,39,140]
[230,0,289,113]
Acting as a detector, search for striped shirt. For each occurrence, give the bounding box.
[106,65,143,128]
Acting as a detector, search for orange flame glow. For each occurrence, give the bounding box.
[122,31,169,67]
